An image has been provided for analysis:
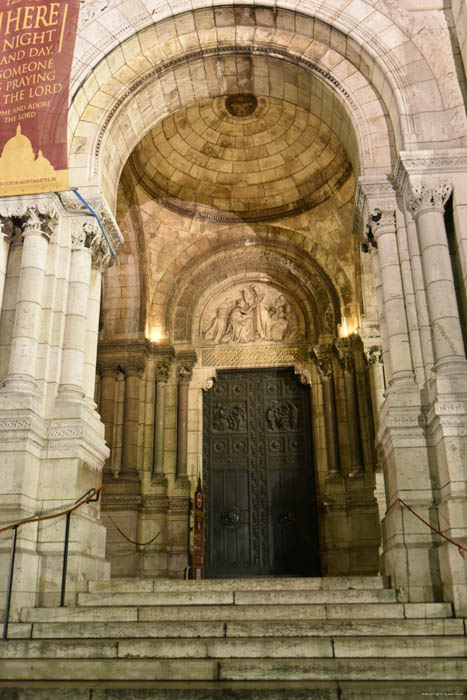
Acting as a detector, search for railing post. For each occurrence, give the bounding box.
[3,525,18,641]
[60,511,72,608]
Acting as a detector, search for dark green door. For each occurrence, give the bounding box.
[203,368,320,577]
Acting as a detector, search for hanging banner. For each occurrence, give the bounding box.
[0,0,80,196]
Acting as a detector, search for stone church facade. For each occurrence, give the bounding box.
[1,0,467,623]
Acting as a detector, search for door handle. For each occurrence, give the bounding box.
[222,511,240,527]
[277,512,295,526]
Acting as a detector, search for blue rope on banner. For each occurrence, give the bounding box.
[70,187,115,258]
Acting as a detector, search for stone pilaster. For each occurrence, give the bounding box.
[154,359,171,483]
[312,345,341,479]
[83,227,112,405]
[336,338,364,477]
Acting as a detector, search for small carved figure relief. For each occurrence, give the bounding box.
[213,403,247,432]
[201,284,304,345]
[266,401,300,431]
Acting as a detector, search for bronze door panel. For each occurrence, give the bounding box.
[203,368,319,578]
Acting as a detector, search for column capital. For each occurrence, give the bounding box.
[176,351,197,384]
[366,208,396,241]
[177,364,193,384]
[311,344,335,379]
[335,338,356,373]
[22,205,58,241]
[97,362,121,378]
[71,217,113,269]
[155,360,171,384]
[353,176,397,239]
[0,216,15,240]
[59,190,124,255]
[406,180,452,218]
[365,344,383,367]
[120,358,145,377]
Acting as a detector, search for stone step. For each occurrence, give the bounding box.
[76,588,399,607]
[1,657,466,681]
[1,636,466,660]
[87,576,390,593]
[20,601,454,623]
[9,617,463,639]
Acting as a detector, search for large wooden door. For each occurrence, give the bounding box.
[203,368,320,578]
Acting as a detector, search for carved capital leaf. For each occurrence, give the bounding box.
[407,181,452,216]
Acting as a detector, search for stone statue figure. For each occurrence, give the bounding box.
[250,285,271,340]
[202,285,304,344]
[203,297,232,342]
[220,292,251,343]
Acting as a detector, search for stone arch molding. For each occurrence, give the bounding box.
[68,3,465,210]
[156,236,344,345]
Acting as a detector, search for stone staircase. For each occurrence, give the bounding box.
[1,576,467,698]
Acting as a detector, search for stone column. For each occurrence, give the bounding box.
[57,221,94,401]
[98,364,119,474]
[83,231,111,405]
[312,345,340,477]
[407,181,467,375]
[336,338,364,476]
[365,344,385,432]
[153,360,170,481]
[2,207,56,394]
[176,363,193,481]
[367,209,414,387]
[0,217,14,316]
[121,360,145,481]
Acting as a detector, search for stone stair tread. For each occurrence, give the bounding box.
[2,636,465,660]
[76,589,398,607]
[9,617,461,639]
[87,576,390,593]
[20,601,453,623]
[2,657,467,682]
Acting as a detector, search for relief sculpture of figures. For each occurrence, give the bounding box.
[266,401,300,431]
[213,403,247,431]
[202,284,304,345]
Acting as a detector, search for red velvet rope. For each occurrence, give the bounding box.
[387,498,467,560]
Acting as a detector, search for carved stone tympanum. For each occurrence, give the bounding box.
[201,283,304,345]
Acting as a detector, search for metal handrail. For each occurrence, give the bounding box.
[1,487,102,640]
[386,497,467,559]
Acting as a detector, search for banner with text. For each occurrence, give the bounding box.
[0,0,79,196]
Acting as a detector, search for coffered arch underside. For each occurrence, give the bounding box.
[68,4,444,209]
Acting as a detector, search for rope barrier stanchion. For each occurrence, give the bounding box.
[386,498,467,560]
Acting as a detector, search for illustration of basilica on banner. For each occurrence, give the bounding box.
[200,283,305,345]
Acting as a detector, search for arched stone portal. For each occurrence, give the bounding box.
[1,1,467,619]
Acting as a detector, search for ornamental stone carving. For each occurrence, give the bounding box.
[407,181,452,217]
[367,208,396,241]
[365,345,383,366]
[23,206,58,240]
[155,361,170,383]
[71,217,112,269]
[200,283,304,345]
[311,345,335,379]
